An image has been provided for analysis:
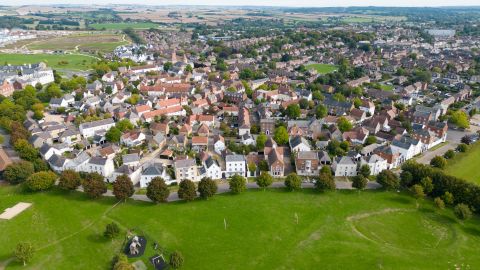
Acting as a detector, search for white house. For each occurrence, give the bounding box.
[332,156,357,177]
[140,163,173,188]
[241,133,255,146]
[390,136,423,163]
[120,131,146,147]
[109,165,142,185]
[85,157,115,178]
[213,135,226,155]
[203,156,222,180]
[79,118,115,138]
[225,154,247,178]
[289,136,311,153]
[174,159,199,181]
[360,154,388,176]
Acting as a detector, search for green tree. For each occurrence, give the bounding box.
[315,172,335,192]
[248,162,257,176]
[169,250,184,269]
[315,104,327,119]
[284,173,301,191]
[449,110,469,129]
[58,169,82,191]
[456,143,468,152]
[351,175,367,190]
[400,171,413,188]
[4,161,34,184]
[229,174,246,194]
[364,136,377,145]
[104,222,120,240]
[258,160,269,171]
[197,177,217,199]
[13,139,39,161]
[255,171,273,190]
[273,126,289,145]
[163,62,173,72]
[411,184,425,201]
[420,176,434,194]
[116,119,134,132]
[113,175,134,202]
[26,171,57,191]
[442,191,454,205]
[376,170,399,190]
[286,104,301,119]
[82,172,107,199]
[434,197,445,210]
[256,133,267,149]
[14,242,34,266]
[146,177,170,203]
[358,164,371,178]
[106,127,122,143]
[112,254,133,270]
[443,149,455,159]
[337,117,353,132]
[178,179,197,201]
[454,204,472,220]
[430,156,447,169]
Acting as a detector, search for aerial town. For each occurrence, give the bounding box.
[0,4,480,270]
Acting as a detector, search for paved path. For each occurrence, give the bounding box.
[104,180,382,203]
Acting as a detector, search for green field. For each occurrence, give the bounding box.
[1,186,479,270]
[445,143,480,185]
[89,22,159,30]
[27,33,129,53]
[305,63,338,74]
[0,53,96,71]
[341,15,407,23]
[380,84,394,91]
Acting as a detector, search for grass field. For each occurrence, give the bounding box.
[1,186,480,269]
[445,143,480,185]
[27,33,129,53]
[380,84,394,91]
[89,22,159,30]
[305,63,338,74]
[0,53,97,71]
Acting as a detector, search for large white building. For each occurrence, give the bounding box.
[225,155,247,178]
[79,118,116,138]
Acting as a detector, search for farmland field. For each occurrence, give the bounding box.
[0,53,97,71]
[26,33,129,53]
[1,186,479,270]
[89,22,159,30]
[305,63,338,74]
[445,142,480,185]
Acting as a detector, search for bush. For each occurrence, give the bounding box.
[178,179,197,201]
[197,177,217,199]
[112,175,134,201]
[430,156,447,169]
[169,250,184,269]
[255,171,273,190]
[4,161,35,184]
[400,171,413,188]
[82,172,107,199]
[25,171,57,191]
[376,170,399,190]
[454,203,472,220]
[456,143,468,152]
[284,173,301,191]
[351,175,367,190]
[58,169,81,191]
[434,197,445,209]
[229,174,246,194]
[314,172,335,192]
[146,177,170,203]
[104,222,120,239]
[443,149,455,159]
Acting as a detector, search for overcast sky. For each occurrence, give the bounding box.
[1,0,479,7]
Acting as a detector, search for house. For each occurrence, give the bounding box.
[360,154,388,175]
[85,157,115,178]
[120,131,146,147]
[79,118,115,138]
[122,153,140,168]
[174,158,199,181]
[264,139,285,177]
[332,156,357,177]
[191,136,208,152]
[238,107,251,136]
[168,135,187,151]
[109,165,142,185]
[289,136,311,153]
[203,156,222,180]
[295,151,321,176]
[213,135,226,154]
[241,133,255,146]
[0,148,13,171]
[140,163,173,187]
[225,154,247,178]
[179,124,192,136]
[390,135,423,162]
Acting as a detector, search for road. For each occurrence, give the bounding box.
[104,180,382,203]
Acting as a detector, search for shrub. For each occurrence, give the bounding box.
[284,173,301,191]
[4,161,34,184]
[197,177,217,199]
[376,170,399,190]
[229,174,246,194]
[456,143,468,152]
[430,156,447,169]
[434,197,445,209]
[454,203,472,220]
[443,149,455,159]
[146,177,170,203]
[25,171,57,191]
[178,179,197,201]
[351,175,368,190]
[314,172,335,192]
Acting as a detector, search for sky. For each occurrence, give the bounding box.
[1,0,480,7]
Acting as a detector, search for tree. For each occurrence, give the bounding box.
[82,172,107,199]
[4,161,34,184]
[26,171,57,191]
[248,162,257,176]
[456,143,468,152]
[113,254,133,270]
[14,242,34,266]
[400,171,413,188]
[113,175,134,202]
[163,62,173,72]
[454,204,472,220]
[229,174,246,194]
[178,179,197,201]
[106,127,122,143]
[315,104,327,119]
[197,177,217,199]
[461,135,472,145]
[256,171,273,190]
[358,164,370,178]
[411,184,425,201]
[434,197,445,210]
[256,133,267,149]
[420,176,434,194]
[351,175,367,190]
[449,110,469,129]
[185,64,193,74]
[442,191,454,205]
[286,104,301,119]
[116,119,134,132]
[315,172,335,192]
[258,160,269,171]
[14,139,39,161]
[430,156,447,169]
[376,170,399,190]
[443,149,455,159]
[364,135,377,145]
[273,126,289,145]
[104,222,120,240]
[284,173,301,191]
[58,169,81,191]
[146,177,170,203]
[337,117,353,132]
[169,250,184,269]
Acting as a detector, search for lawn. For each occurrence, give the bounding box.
[445,142,480,185]
[27,33,129,53]
[380,84,394,91]
[89,22,159,30]
[0,53,97,71]
[305,63,338,74]
[1,186,480,269]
